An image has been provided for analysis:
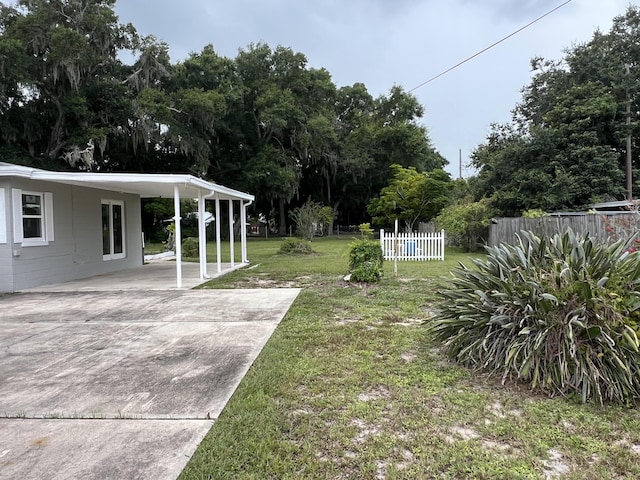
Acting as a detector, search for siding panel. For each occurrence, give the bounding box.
[5,179,142,292]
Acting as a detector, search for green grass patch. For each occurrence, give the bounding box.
[143,242,166,255]
[179,237,640,480]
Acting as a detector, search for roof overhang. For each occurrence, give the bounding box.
[590,199,637,211]
[0,162,254,202]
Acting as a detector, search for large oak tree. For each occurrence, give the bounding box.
[0,0,446,233]
[472,6,640,215]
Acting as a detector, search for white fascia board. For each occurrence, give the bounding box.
[0,162,37,178]
[182,176,254,201]
[31,172,254,200]
[31,171,193,185]
[0,163,254,202]
[208,184,255,201]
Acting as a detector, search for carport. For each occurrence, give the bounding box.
[1,163,255,291]
[109,172,256,287]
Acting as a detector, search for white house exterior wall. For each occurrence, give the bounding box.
[2,178,142,292]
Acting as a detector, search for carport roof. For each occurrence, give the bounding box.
[0,162,254,201]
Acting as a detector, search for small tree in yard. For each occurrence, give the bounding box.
[359,223,374,239]
[289,200,334,241]
[436,198,495,252]
[367,165,451,232]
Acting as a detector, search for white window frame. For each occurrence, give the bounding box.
[102,199,126,261]
[12,189,54,247]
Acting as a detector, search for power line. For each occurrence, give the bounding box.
[408,0,573,92]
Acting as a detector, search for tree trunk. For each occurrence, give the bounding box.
[328,200,341,236]
[278,197,287,236]
[404,220,413,233]
[467,234,478,252]
[47,93,66,159]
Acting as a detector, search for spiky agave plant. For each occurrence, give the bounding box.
[428,229,640,405]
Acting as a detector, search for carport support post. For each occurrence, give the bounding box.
[174,185,183,288]
[228,200,235,268]
[215,194,222,273]
[197,192,208,279]
[241,201,248,263]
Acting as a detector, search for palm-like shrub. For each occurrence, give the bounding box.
[428,229,640,405]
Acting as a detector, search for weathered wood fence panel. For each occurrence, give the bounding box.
[380,230,445,261]
[488,213,639,247]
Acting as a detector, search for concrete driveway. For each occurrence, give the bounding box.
[0,288,300,479]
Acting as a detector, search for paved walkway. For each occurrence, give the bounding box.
[0,286,300,479]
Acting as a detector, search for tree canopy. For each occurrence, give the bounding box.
[367,164,452,232]
[471,6,640,216]
[0,0,446,232]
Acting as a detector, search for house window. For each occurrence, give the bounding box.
[11,189,54,246]
[22,193,43,239]
[102,200,125,260]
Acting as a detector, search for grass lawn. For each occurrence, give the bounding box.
[179,236,640,480]
[143,242,167,255]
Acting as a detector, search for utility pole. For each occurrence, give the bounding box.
[459,149,462,180]
[626,64,633,201]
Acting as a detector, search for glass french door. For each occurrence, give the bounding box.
[102,200,125,260]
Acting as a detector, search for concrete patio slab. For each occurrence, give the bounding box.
[0,419,213,480]
[2,289,298,323]
[0,287,300,479]
[21,260,245,292]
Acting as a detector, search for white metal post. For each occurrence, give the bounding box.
[173,185,182,288]
[215,194,222,273]
[241,201,248,263]
[197,192,207,279]
[228,200,235,268]
[394,218,398,277]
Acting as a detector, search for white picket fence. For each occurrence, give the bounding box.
[380,229,445,261]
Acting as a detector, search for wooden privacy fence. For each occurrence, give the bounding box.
[380,230,445,261]
[488,213,640,247]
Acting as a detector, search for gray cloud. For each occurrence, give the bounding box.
[458,0,571,22]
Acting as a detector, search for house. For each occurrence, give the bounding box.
[0,162,254,292]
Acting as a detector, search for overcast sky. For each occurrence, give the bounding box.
[115,0,634,178]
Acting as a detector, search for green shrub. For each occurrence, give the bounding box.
[348,240,384,283]
[358,223,374,239]
[427,229,640,405]
[289,200,334,241]
[278,238,315,255]
[182,237,199,257]
[522,208,548,218]
[435,198,494,252]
